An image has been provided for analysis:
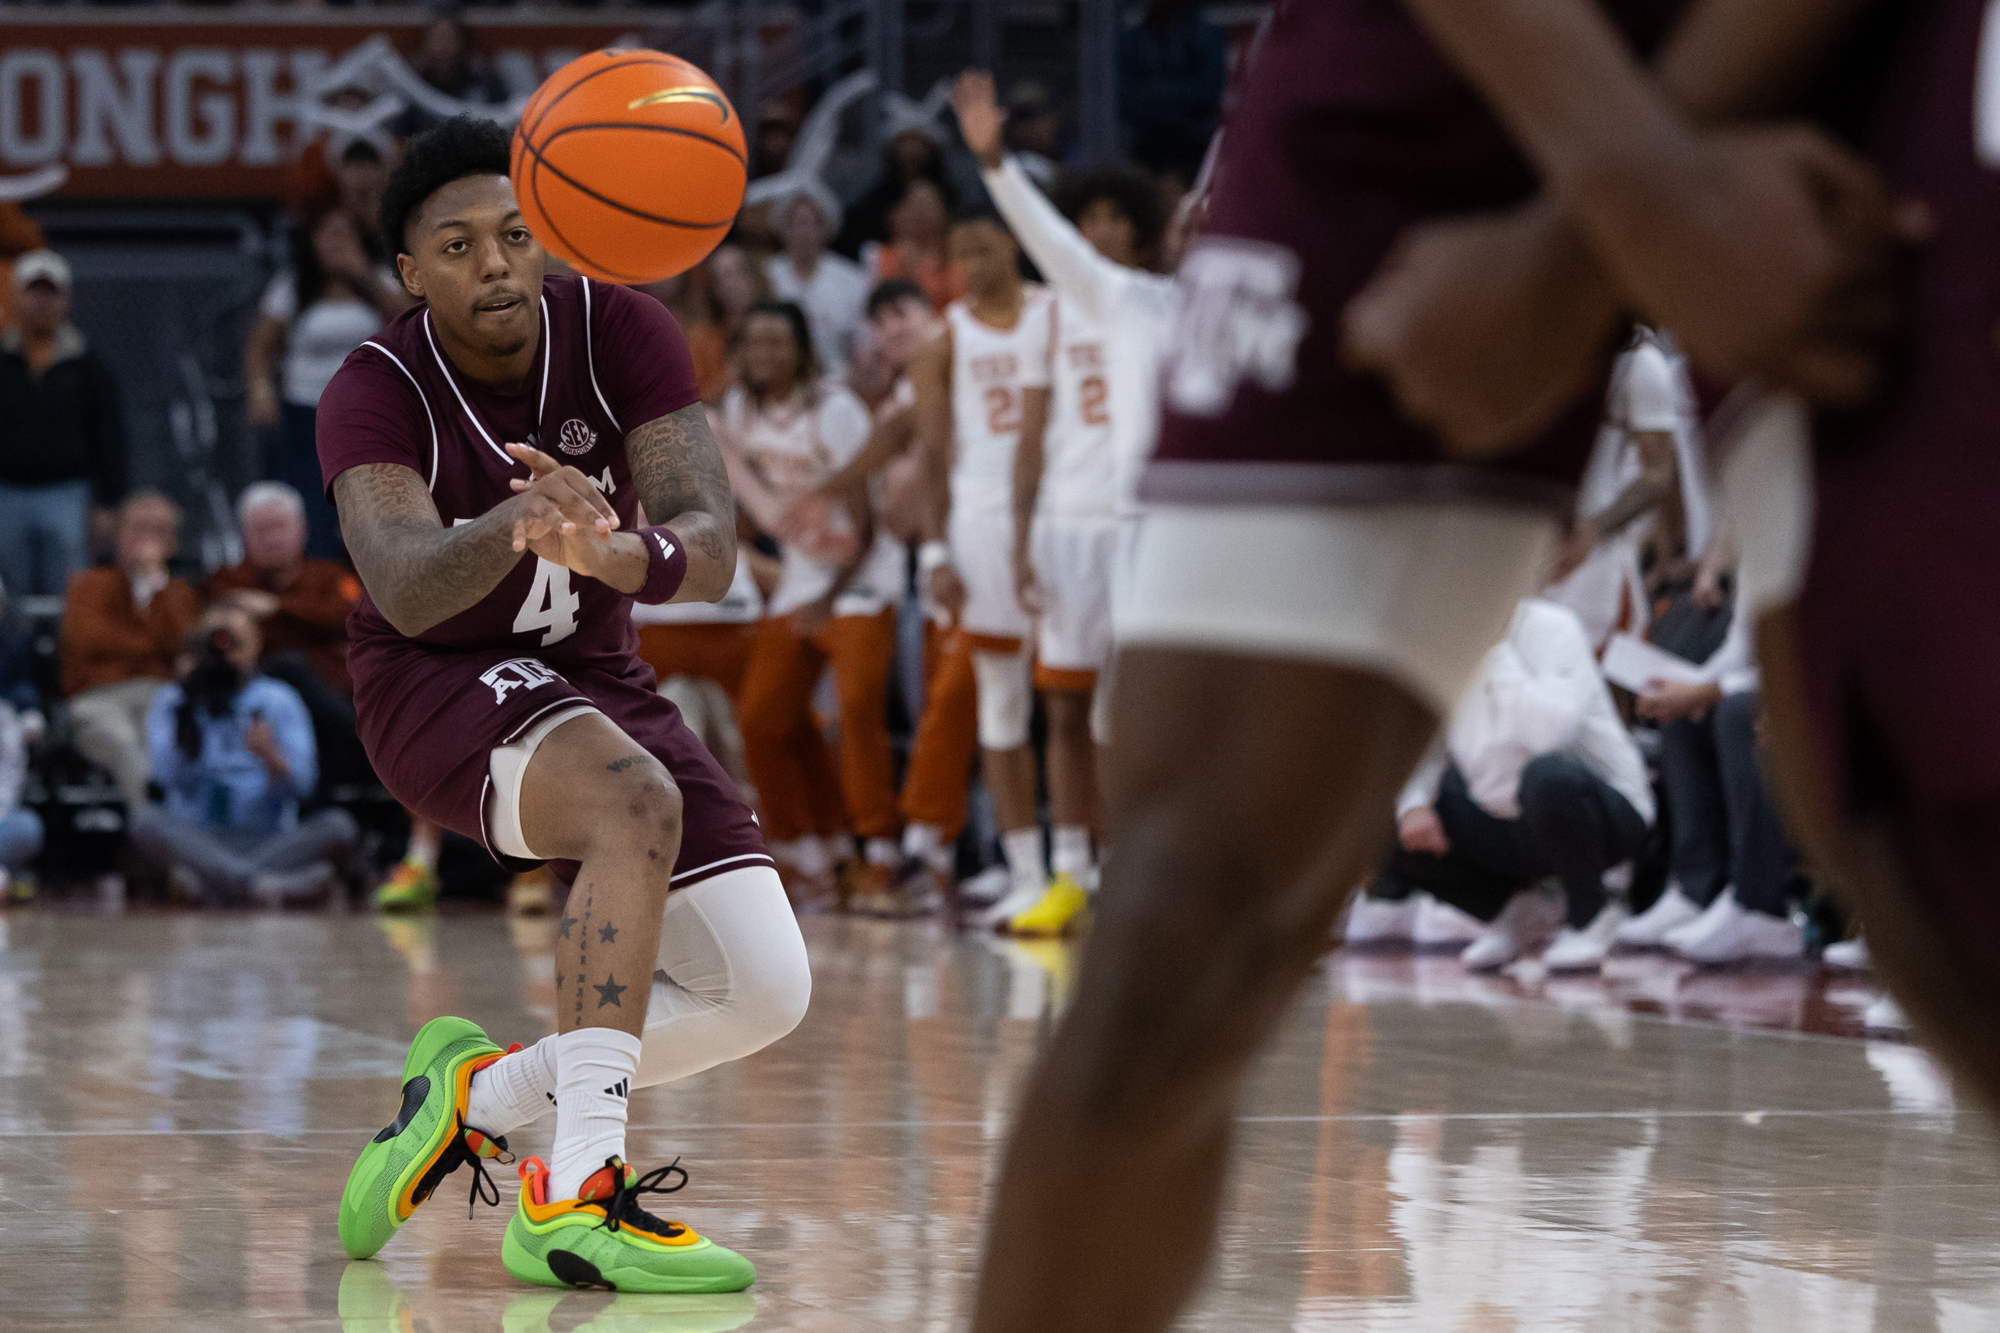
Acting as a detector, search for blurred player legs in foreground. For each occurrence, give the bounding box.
[970,0,1959,1328]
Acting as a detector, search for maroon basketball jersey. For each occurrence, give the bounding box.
[317,275,701,674]
[1148,0,1684,507]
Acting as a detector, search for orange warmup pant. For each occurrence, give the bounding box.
[898,625,981,842]
[635,623,757,703]
[739,609,900,843]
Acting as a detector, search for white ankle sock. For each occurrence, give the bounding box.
[463,1034,558,1137]
[902,822,952,873]
[549,1027,642,1201]
[1003,827,1044,891]
[1051,826,1092,879]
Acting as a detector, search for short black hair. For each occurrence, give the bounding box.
[743,300,821,401]
[866,278,929,319]
[1054,165,1167,254]
[380,115,513,257]
[950,200,1011,232]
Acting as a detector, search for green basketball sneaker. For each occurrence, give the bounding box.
[338,1016,514,1260]
[502,1156,756,1294]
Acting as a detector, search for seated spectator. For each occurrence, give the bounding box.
[0,249,126,618]
[0,673,41,899]
[61,492,200,807]
[1619,580,1803,962]
[861,179,963,313]
[393,16,508,138]
[834,124,955,259]
[765,185,870,378]
[207,482,364,771]
[130,603,359,906]
[246,201,411,562]
[1116,0,1228,185]
[1003,81,1065,190]
[1363,598,1655,972]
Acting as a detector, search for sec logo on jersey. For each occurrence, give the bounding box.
[557,418,598,455]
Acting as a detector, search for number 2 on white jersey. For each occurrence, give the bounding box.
[515,559,580,646]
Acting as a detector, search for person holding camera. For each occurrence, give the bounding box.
[129,602,360,905]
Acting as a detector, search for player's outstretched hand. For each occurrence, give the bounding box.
[505,441,620,567]
[1342,198,1621,457]
[953,71,1007,170]
[1573,124,1929,407]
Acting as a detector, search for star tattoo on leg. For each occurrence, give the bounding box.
[594,974,628,1008]
[599,922,619,944]
[557,912,577,941]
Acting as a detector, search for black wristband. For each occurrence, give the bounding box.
[634,526,689,604]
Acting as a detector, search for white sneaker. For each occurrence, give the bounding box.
[1460,888,1565,971]
[978,877,1048,930]
[1671,894,1804,964]
[1343,892,1421,945]
[1863,994,1910,1033]
[1616,884,1705,948]
[1822,935,1871,971]
[1415,895,1487,947]
[955,864,1012,908]
[1543,903,1628,972]
[1661,889,1735,953]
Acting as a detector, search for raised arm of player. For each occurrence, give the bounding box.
[334,456,618,637]
[956,70,1121,326]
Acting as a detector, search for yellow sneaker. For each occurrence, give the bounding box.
[372,860,439,914]
[1008,874,1090,937]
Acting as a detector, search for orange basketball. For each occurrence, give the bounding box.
[511,49,746,284]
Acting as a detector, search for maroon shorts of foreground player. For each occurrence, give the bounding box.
[1796,0,2000,967]
[1146,0,1681,511]
[351,634,771,888]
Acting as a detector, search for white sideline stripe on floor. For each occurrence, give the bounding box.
[0,1107,1959,1138]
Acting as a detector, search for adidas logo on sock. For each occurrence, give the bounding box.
[546,1091,558,1107]
[604,1077,629,1099]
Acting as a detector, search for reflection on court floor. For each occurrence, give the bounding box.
[0,909,1990,1331]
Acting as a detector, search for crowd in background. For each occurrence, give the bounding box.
[0,4,1887,1019]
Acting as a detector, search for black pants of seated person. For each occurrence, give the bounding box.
[1372,755,1649,929]
[261,651,376,791]
[1658,689,1795,918]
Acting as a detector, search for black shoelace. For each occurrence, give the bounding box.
[447,1113,511,1218]
[598,1157,690,1237]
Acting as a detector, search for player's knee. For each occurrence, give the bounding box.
[604,767,683,853]
[973,652,1032,750]
[733,936,812,1049]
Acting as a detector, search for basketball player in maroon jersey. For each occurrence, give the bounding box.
[1345,0,2000,1116]
[969,3,1943,1331]
[326,118,807,1292]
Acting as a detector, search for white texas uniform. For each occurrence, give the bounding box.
[1033,296,1119,684]
[946,287,1054,644]
[722,379,904,618]
[980,155,1176,618]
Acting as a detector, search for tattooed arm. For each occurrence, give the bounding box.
[334,459,617,637]
[627,401,740,603]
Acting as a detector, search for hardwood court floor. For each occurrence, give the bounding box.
[2,907,1996,1331]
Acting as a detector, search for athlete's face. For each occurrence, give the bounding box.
[1078,198,1139,268]
[949,220,1017,298]
[870,295,934,368]
[397,174,545,361]
[741,311,803,395]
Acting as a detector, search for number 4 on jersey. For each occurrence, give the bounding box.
[515,559,580,646]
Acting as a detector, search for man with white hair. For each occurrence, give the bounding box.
[209,482,359,698]
[764,186,869,377]
[208,480,453,911]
